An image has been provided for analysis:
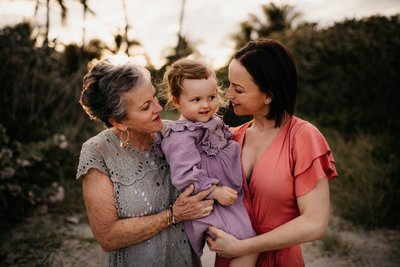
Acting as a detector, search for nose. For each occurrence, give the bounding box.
[201,100,210,109]
[225,86,233,100]
[153,97,163,113]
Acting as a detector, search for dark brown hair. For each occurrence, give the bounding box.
[234,39,298,127]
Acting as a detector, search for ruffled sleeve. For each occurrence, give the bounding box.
[76,139,109,180]
[292,122,338,197]
[159,122,220,194]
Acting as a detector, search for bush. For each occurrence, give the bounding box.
[0,22,100,230]
[324,129,400,229]
[289,16,400,136]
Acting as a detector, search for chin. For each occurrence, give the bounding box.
[199,117,212,123]
[152,121,163,132]
[232,108,247,116]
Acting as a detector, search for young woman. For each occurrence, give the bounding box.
[207,39,338,267]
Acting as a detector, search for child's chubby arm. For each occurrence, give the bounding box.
[211,185,238,206]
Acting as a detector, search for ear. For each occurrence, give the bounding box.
[109,117,128,131]
[264,94,273,105]
[172,97,181,109]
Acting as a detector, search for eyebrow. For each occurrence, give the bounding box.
[231,82,244,88]
[138,91,156,109]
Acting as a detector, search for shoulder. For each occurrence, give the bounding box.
[82,129,112,148]
[80,128,120,159]
[289,116,324,139]
[288,116,330,152]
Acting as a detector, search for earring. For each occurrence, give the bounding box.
[119,130,130,148]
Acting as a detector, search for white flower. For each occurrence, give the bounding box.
[16,158,33,167]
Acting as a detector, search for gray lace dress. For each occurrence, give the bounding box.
[76,128,201,267]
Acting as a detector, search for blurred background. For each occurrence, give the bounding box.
[0,0,399,266]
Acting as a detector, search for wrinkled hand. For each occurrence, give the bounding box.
[212,186,237,206]
[172,184,215,223]
[207,226,242,259]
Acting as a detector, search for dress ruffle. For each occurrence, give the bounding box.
[158,115,230,156]
[291,121,338,196]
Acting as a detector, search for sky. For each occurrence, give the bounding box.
[1,0,399,68]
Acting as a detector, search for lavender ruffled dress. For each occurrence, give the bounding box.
[156,115,256,256]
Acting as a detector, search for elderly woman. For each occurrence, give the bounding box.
[77,57,215,266]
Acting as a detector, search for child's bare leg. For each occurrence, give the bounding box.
[229,253,258,267]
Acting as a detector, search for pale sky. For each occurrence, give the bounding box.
[1,0,399,68]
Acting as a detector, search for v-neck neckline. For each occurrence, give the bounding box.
[238,117,293,186]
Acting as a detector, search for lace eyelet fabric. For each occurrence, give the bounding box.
[77,129,200,267]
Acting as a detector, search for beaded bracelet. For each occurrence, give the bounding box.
[167,205,176,227]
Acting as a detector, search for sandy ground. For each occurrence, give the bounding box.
[1,214,399,266]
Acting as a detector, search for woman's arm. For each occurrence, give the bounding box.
[207,177,330,257]
[83,168,214,252]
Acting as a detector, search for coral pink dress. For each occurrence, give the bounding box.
[215,116,338,267]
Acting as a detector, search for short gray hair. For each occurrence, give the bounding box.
[80,58,150,127]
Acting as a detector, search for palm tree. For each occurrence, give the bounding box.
[258,3,301,35]
[176,0,186,57]
[165,35,197,63]
[79,0,95,48]
[232,3,302,48]
[231,20,254,51]
[119,0,141,56]
[34,0,67,46]
[163,0,198,65]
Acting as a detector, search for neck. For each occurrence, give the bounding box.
[251,116,276,132]
[251,113,290,132]
[113,128,154,151]
[131,133,154,151]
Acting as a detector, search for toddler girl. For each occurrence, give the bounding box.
[156,58,258,267]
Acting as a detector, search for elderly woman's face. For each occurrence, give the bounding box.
[120,77,163,134]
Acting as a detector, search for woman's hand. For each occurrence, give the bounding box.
[207,226,243,258]
[212,186,238,206]
[173,184,216,223]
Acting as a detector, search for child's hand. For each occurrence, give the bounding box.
[212,186,238,206]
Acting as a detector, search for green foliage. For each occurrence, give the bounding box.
[326,129,400,229]
[290,16,400,136]
[0,22,100,230]
[320,232,350,257]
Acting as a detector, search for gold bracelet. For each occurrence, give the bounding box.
[167,205,176,227]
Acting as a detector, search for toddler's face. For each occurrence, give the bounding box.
[173,76,218,123]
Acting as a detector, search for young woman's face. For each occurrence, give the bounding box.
[120,77,163,134]
[226,59,270,117]
[173,76,218,123]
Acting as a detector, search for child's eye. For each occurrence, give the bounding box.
[191,98,200,102]
[209,96,216,100]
